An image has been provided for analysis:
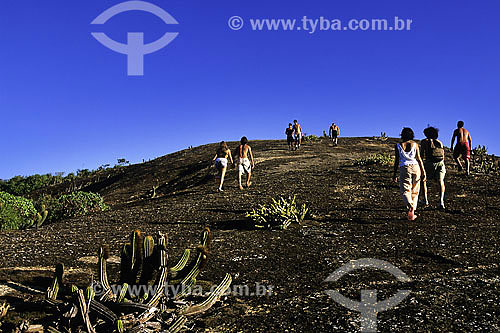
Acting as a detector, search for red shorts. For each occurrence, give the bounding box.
[453,142,470,160]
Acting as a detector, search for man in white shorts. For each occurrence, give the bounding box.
[236,136,255,190]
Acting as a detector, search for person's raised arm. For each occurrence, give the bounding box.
[393,144,400,182]
[416,145,427,182]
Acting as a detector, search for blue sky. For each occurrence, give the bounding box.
[1,0,499,179]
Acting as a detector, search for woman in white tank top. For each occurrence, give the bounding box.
[393,128,427,221]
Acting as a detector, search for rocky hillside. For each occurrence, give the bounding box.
[0,137,499,332]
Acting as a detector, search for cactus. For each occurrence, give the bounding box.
[44,227,230,331]
[166,316,188,333]
[116,283,128,303]
[170,249,191,273]
[146,233,168,307]
[181,273,232,316]
[138,236,156,286]
[97,246,113,301]
[46,263,64,301]
[36,205,48,228]
[76,289,96,333]
[0,302,9,321]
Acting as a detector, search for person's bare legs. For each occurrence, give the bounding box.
[246,172,252,188]
[454,157,463,171]
[218,167,227,191]
[439,179,445,208]
[422,180,429,206]
[238,171,243,190]
[465,158,470,175]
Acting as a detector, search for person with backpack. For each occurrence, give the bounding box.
[420,127,446,209]
[393,127,427,221]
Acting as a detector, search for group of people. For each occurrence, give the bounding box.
[393,121,472,220]
[285,120,303,150]
[284,120,341,150]
[212,137,255,192]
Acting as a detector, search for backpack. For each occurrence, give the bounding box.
[428,139,444,162]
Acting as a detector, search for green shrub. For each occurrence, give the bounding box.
[0,191,38,230]
[354,153,394,166]
[0,174,65,196]
[40,191,109,223]
[302,134,321,143]
[245,195,309,230]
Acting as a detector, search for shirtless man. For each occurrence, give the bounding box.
[329,122,340,146]
[236,137,255,190]
[451,121,472,175]
[293,120,303,150]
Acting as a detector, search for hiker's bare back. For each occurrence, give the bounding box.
[452,128,471,145]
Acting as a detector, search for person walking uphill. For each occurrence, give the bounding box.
[421,126,446,209]
[329,122,340,146]
[293,120,303,150]
[285,123,294,151]
[212,141,233,192]
[393,128,427,221]
[235,137,255,190]
[451,120,472,175]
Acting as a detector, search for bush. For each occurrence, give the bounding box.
[245,196,309,230]
[354,153,394,166]
[302,134,321,143]
[0,174,64,197]
[0,191,38,230]
[39,191,109,223]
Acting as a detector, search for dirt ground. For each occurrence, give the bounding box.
[0,137,499,332]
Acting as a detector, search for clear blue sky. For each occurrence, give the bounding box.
[1,0,499,179]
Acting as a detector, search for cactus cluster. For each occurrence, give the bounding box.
[246,195,309,229]
[43,227,231,332]
[471,145,499,175]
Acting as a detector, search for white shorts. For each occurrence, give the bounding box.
[215,158,228,171]
[238,158,252,175]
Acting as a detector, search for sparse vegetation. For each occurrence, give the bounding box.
[246,195,309,229]
[302,134,321,143]
[354,153,394,166]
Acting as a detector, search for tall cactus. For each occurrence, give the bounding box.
[138,235,156,286]
[46,263,64,302]
[97,246,113,301]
